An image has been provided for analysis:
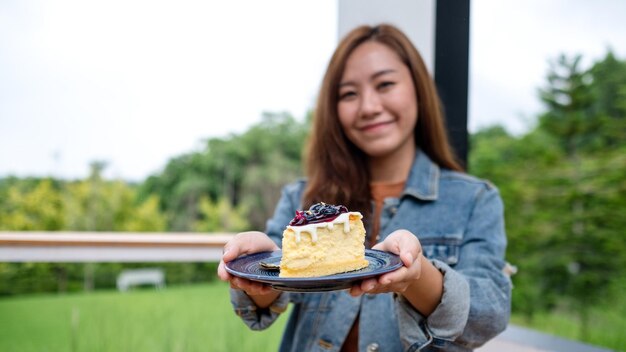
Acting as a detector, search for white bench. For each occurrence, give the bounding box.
[116,268,165,292]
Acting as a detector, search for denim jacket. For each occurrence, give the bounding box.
[230,150,511,351]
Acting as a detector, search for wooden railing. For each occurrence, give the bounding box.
[0,231,234,262]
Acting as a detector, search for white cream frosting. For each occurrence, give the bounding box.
[286,212,362,243]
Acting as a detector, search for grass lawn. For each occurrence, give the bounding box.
[1,281,623,351]
[0,281,287,352]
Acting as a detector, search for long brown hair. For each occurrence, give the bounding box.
[302,24,463,217]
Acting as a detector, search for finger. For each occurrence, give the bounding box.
[233,277,272,296]
[217,260,231,281]
[360,278,378,293]
[396,233,421,260]
[400,251,414,268]
[229,232,279,260]
[403,253,423,280]
[380,256,422,286]
[371,242,385,251]
[231,277,250,292]
[363,276,395,295]
[373,229,415,255]
[349,283,365,297]
[221,243,241,263]
[383,231,422,269]
[230,277,242,290]
[222,232,270,263]
[378,266,408,285]
[372,235,400,254]
[254,284,274,296]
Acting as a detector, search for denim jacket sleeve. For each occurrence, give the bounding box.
[228,181,305,330]
[395,184,511,351]
[229,288,291,330]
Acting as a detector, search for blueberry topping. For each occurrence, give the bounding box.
[289,202,349,226]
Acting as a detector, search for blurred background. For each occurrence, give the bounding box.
[1,0,625,351]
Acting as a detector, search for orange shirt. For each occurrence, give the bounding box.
[368,180,405,247]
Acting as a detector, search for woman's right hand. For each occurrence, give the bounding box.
[217,231,281,301]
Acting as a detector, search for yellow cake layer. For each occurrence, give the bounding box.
[279,214,368,278]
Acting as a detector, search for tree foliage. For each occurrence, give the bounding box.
[0,179,65,231]
[471,51,626,338]
[140,111,309,231]
[194,196,248,233]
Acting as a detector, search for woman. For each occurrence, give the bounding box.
[218,24,511,351]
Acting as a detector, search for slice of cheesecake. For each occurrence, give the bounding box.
[279,203,369,278]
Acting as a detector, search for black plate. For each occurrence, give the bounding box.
[224,249,402,292]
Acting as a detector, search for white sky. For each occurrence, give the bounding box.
[1,0,626,181]
[469,0,626,134]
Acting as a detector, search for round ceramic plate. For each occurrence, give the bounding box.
[224,249,402,292]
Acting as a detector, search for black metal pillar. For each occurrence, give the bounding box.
[434,0,470,168]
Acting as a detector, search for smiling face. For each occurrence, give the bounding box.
[337,41,418,161]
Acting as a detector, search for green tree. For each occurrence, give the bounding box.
[0,179,65,231]
[194,196,249,232]
[140,111,309,231]
[538,55,623,337]
[587,51,626,149]
[65,162,166,232]
[539,54,595,156]
[471,51,626,338]
[470,126,564,321]
[120,195,167,232]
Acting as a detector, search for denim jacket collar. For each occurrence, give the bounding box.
[403,149,440,201]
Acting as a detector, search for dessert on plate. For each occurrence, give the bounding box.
[279,202,369,278]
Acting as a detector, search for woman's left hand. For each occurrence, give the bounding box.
[349,229,423,297]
